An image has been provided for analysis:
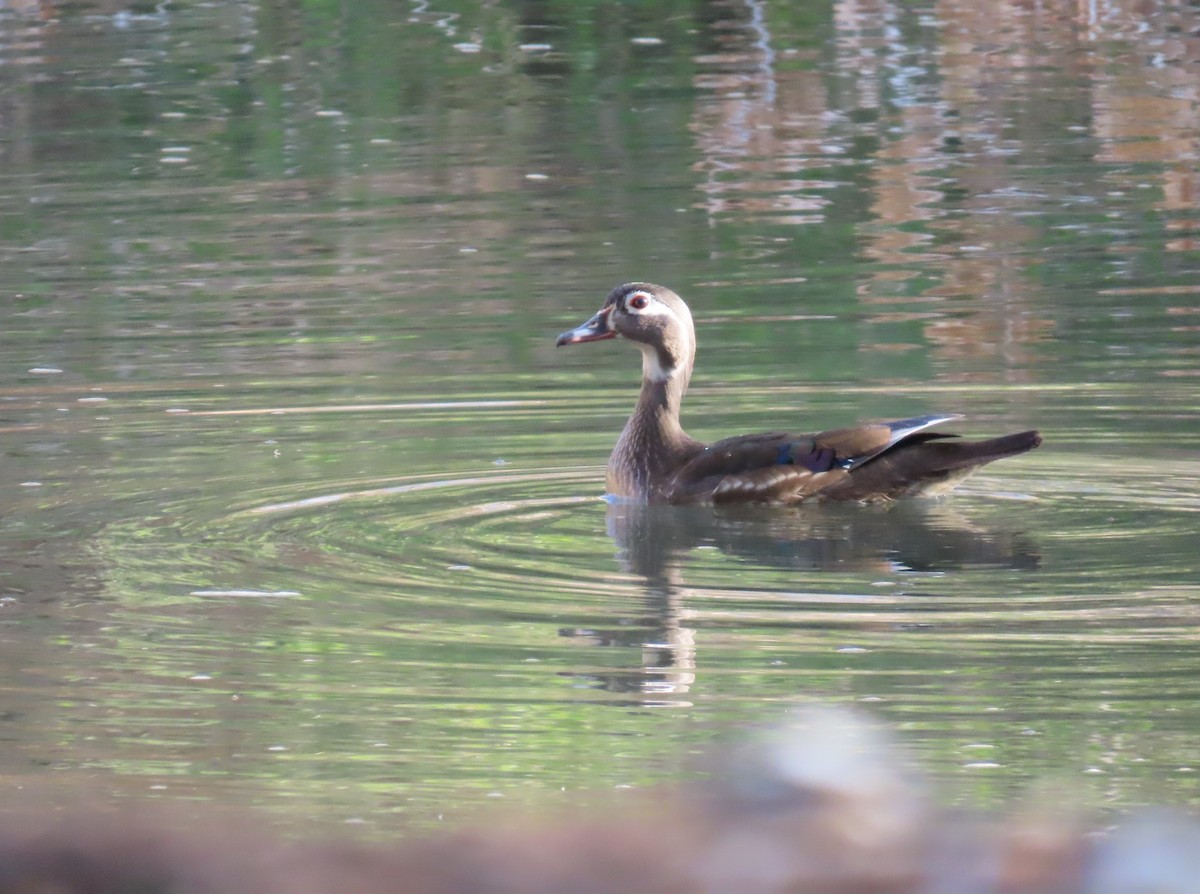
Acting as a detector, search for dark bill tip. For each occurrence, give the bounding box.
[555,306,615,346]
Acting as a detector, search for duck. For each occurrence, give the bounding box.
[556,282,1041,505]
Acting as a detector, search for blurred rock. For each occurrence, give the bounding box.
[2,709,1198,894]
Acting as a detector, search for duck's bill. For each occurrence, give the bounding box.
[556,307,615,345]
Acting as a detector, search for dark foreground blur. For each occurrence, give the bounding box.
[2,709,1198,894]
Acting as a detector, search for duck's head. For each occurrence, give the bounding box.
[556,282,696,385]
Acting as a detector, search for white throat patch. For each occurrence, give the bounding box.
[639,342,676,382]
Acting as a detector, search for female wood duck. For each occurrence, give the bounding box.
[556,282,1041,505]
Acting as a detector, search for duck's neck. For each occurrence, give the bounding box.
[607,360,700,500]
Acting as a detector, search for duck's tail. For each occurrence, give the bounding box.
[923,429,1042,471]
[826,429,1042,501]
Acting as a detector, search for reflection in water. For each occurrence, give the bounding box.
[692,0,834,228]
[565,499,1040,701]
[690,0,1197,377]
[607,499,1040,582]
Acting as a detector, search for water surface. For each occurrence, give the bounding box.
[1,0,1198,833]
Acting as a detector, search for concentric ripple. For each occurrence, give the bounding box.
[76,395,1200,815]
[101,440,1200,659]
[232,465,625,621]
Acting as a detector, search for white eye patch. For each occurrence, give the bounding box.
[624,290,671,317]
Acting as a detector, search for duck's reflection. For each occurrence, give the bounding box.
[561,501,1040,702]
[607,500,1040,581]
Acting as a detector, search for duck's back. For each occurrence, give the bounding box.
[660,418,1040,506]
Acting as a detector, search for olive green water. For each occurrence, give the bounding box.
[1,0,1198,834]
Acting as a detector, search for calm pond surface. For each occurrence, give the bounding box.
[1,0,1199,835]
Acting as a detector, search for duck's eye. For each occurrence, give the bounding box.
[628,292,650,310]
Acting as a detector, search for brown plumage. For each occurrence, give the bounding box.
[556,282,1041,505]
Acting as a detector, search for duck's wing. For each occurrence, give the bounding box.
[666,415,965,504]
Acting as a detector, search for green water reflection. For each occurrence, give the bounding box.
[1,0,1198,833]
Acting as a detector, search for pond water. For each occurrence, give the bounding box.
[1,0,1198,835]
